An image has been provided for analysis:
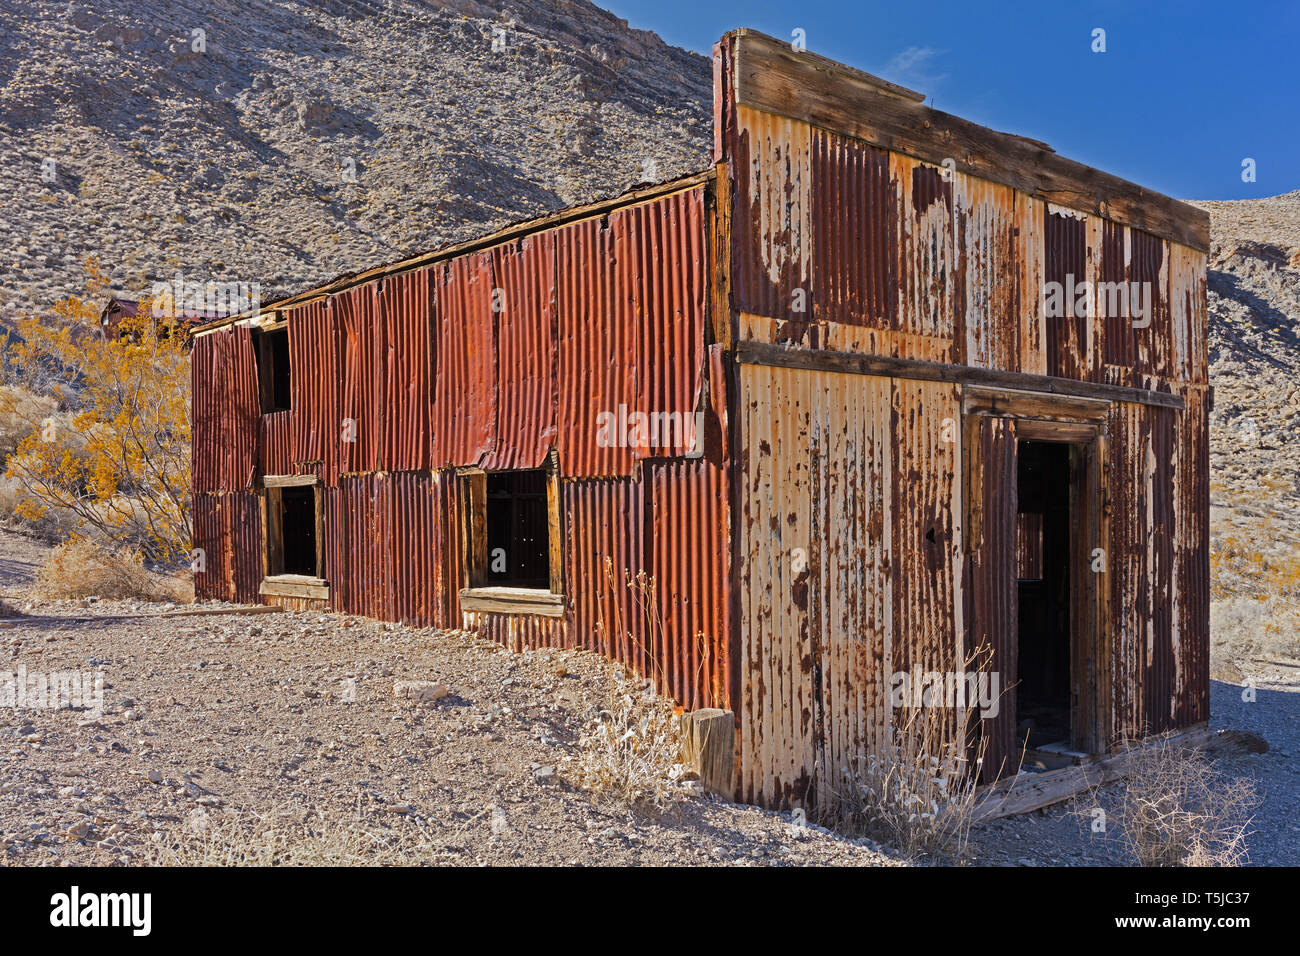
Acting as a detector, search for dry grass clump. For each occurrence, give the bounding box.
[1115,734,1257,867]
[565,674,687,809]
[33,537,184,602]
[146,807,456,867]
[826,706,984,861]
[566,559,690,808]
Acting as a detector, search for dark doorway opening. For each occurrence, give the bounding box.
[1016,440,1073,750]
[279,486,317,576]
[484,470,550,589]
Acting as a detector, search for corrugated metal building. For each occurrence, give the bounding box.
[192,29,1210,810]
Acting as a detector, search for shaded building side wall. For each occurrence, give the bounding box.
[192,184,733,711]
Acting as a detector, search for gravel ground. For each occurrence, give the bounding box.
[2,526,1290,867]
[0,532,900,867]
[970,679,1295,867]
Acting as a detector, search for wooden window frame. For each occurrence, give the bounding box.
[260,475,328,600]
[254,321,292,415]
[457,455,564,616]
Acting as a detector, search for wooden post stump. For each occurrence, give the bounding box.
[679,708,735,799]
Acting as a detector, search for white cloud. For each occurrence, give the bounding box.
[883,45,948,91]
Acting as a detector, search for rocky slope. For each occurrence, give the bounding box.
[1191,192,1300,677]
[0,0,713,319]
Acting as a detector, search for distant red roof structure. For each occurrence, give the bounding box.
[98,294,216,345]
[98,295,140,338]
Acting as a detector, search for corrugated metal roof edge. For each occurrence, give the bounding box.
[193,168,717,337]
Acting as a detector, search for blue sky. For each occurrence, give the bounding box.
[605,0,1297,201]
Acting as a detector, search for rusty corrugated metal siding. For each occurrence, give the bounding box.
[191,491,260,603]
[953,175,1019,370]
[894,156,954,361]
[337,283,386,474]
[966,415,1018,782]
[736,364,966,809]
[382,269,436,472]
[433,254,497,468]
[190,180,723,717]
[714,30,1209,803]
[481,233,556,471]
[258,411,292,477]
[731,106,812,331]
[287,299,343,483]
[191,326,259,493]
[811,128,895,330]
[1044,207,1091,380]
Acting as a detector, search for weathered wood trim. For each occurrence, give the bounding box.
[734,340,1185,409]
[459,587,565,618]
[545,452,565,597]
[974,724,1213,822]
[262,473,320,488]
[963,386,1111,423]
[1014,419,1101,444]
[260,575,330,600]
[708,161,733,350]
[194,168,718,335]
[726,29,1210,252]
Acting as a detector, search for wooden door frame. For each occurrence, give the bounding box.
[962,386,1111,765]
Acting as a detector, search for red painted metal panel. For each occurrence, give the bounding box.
[556,189,708,476]
[555,216,636,477]
[563,476,647,662]
[627,189,708,459]
[482,234,557,470]
[190,335,219,494]
[191,494,226,600]
[432,254,498,467]
[337,284,386,474]
[321,484,348,612]
[192,327,258,493]
[228,492,263,605]
[258,411,292,477]
[381,268,435,472]
[646,457,732,710]
[390,470,443,628]
[287,300,344,484]
[225,326,260,491]
[191,492,259,603]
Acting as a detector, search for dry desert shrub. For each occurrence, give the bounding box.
[1115,734,1257,867]
[147,807,456,867]
[826,704,986,862]
[565,559,690,808]
[33,537,181,602]
[566,674,688,809]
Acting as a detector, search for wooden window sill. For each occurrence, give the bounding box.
[260,575,329,600]
[459,587,565,618]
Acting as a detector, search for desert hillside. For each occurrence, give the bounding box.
[1191,191,1300,680]
[0,0,712,319]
